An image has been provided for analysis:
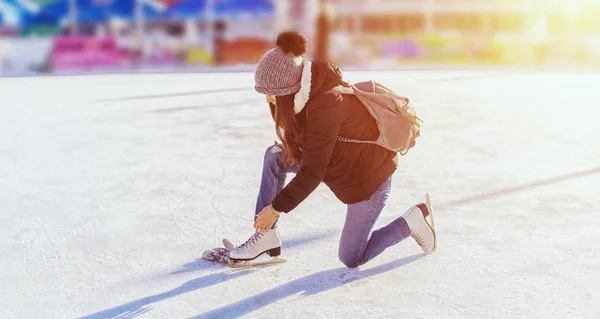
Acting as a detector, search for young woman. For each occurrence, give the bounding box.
[228,32,436,268]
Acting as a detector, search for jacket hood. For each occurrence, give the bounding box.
[293,61,346,114]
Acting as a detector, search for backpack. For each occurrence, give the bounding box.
[329,81,422,155]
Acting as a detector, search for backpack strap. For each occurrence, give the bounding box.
[328,83,418,155]
[326,85,380,147]
[328,84,399,101]
[327,85,355,95]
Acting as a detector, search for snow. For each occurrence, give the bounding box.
[0,69,599,319]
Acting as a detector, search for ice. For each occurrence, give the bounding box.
[0,70,599,318]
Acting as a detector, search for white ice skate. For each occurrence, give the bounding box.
[228,229,286,268]
[403,193,437,253]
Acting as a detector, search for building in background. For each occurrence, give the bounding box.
[0,0,278,75]
[2,0,600,75]
[326,0,600,66]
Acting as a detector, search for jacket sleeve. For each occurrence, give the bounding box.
[271,94,342,213]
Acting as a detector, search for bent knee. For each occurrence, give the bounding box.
[338,252,362,269]
[264,144,283,163]
[265,144,283,157]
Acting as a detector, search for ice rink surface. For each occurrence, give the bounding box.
[1,69,599,318]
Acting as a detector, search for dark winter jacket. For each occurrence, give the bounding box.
[271,61,398,213]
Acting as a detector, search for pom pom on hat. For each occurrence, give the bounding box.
[276,31,307,57]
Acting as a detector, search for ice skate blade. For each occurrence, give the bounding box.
[228,256,286,268]
[425,193,437,252]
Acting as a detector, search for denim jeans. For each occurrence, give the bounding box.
[256,144,411,268]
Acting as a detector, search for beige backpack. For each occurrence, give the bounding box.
[330,81,422,155]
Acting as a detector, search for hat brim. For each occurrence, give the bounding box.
[255,82,301,96]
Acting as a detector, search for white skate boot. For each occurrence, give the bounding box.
[228,229,285,268]
[402,194,437,253]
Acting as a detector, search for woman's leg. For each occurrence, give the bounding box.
[255,144,299,228]
[226,144,298,257]
[338,177,412,268]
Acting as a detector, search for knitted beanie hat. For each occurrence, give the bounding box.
[254,32,308,96]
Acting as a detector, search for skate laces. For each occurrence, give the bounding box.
[412,232,425,247]
[239,232,264,250]
[410,211,428,248]
[413,234,425,247]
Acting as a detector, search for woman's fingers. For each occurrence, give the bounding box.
[254,219,265,232]
[254,208,276,232]
[259,221,269,232]
[255,222,271,233]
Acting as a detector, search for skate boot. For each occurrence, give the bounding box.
[228,229,285,267]
[402,193,437,253]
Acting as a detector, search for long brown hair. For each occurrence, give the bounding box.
[270,95,304,165]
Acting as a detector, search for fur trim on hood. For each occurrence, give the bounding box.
[293,61,312,114]
[293,61,346,114]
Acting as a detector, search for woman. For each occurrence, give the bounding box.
[228,32,436,268]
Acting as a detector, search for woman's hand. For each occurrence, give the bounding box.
[254,205,280,232]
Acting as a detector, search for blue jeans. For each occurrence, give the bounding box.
[256,144,411,268]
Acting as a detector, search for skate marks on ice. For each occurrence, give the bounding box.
[97,87,253,103]
[78,269,255,319]
[151,97,266,114]
[169,231,338,275]
[438,166,600,209]
[193,254,425,319]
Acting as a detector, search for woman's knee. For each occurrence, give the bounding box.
[338,250,362,269]
[264,144,283,164]
[264,144,283,158]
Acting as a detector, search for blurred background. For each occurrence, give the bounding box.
[1,0,599,76]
